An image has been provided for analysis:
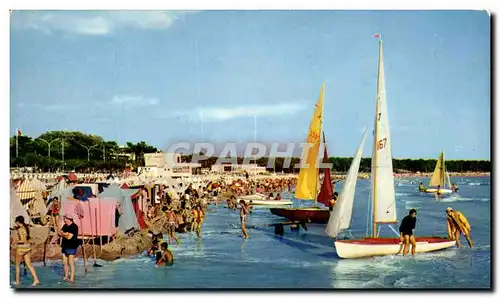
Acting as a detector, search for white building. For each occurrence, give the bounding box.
[211,163,267,174]
[139,153,201,177]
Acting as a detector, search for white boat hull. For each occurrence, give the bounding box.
[242,199,292,206]
[335,237,456,259]
[424,188,453,194]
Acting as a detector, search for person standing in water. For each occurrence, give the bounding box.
[398,209,417,256]
[165,207,180,245]
[446,207,473,248]
[329,192,339,211]
[239,200,249,239]
[59,214,79,283]
[12,216,40,286]
[195,205,204,238]
[451,184,459,193]
[418,182,426,192]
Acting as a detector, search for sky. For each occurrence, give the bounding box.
[10,10,490,159]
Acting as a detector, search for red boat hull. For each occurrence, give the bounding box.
[269,207,330,224]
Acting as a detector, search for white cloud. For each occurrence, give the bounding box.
[111,95,159,107]
[160,103,307,122]
[11,11,197,36]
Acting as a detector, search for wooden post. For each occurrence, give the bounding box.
[92,208,97,263]
[99,196,102,250]
[80,218,88,272]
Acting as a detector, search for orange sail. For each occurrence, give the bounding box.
[295,84,325,200]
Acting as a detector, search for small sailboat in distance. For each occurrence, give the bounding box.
[333,35,455,259]
[423,150,453,195]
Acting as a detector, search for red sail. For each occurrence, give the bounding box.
[317,133,332,206]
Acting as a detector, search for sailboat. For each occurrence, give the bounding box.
[269,84,332,224]
[332,35,456,259]
[423,151,453,194]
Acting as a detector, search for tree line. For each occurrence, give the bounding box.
[10,131,157,172]
[10,131,490,173]
[183,155,491,174]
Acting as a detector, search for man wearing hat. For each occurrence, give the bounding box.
[446,207,473,248]
[58,213,79,282]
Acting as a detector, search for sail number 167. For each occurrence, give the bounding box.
[377,137,388,150]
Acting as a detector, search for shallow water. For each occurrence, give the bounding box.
[11,176,491,289]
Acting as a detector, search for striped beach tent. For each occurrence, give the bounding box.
[16,179,38,201]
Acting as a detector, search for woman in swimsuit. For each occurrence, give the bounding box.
[51,197,61,233]
[239,200,249,239]
[12,216,40,286]
[191,207,199,233]
[195,205,204,238]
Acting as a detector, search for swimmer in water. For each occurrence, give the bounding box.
[148,239,160,256]
[156,242,174,267]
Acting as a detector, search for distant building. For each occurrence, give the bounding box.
[211,163,267,174]
[139,152,201,177]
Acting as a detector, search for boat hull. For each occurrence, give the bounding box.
[244,199,293,206]
[238,194,292,206]
[424,188,453,194]
[335,237,456,259]
[269,207,330,224]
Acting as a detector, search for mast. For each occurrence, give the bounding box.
[372,36,383,238]
[441,150,445,187]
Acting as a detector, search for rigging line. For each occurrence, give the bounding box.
[377,225,382,238]
[387,225,400,237]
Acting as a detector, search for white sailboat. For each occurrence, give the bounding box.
[332,35,456,259]
[424,151,453,194]
[325,128,368,238]
[238,193,293,206]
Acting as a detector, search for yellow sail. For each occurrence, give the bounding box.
[429,151,445,187]
[295,84,324,200]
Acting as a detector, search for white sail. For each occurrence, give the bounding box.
[325,128,369,238]
[371,39,397,223]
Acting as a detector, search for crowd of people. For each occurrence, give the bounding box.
[10,172,478,286]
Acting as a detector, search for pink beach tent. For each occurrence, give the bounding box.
[61,197,117,237]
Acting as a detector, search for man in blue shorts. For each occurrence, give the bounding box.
[59,214,79,282]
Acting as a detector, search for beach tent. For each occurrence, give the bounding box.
[99,186,140,233]
[16,179,37,201]
[10,187,31,228]
[60,197,116,237]
[29,178,47,191]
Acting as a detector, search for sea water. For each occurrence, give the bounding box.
[11,177,491,289]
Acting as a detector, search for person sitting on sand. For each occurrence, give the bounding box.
[12,216,40,286]
[418,182,426,192]
[275,193,281,201]
[267,193,274,200]
[446,207,473,248]
[156,242,174,267]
